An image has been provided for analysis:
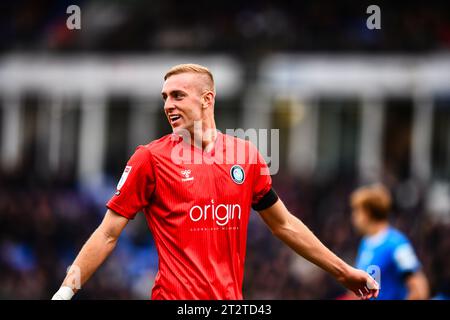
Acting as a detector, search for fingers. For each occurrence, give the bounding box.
[363,273,380,300]
[373,288,379,299]
[349,269,380,300]
[359,292,373,300]
[366,276,380,290]
[356,285,379,300]
[361,289,379,300]
[357,289,368,300]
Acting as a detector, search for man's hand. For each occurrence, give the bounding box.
[259,199,379,300]
[337,267,380,300]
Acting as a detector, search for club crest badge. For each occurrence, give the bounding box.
[230,165,245,184]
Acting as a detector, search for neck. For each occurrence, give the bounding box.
[191,117,217,151]
[366,221,389,237]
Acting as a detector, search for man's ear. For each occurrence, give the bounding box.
[202,91,214,108]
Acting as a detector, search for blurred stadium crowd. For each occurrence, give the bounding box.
[1,171,450,299]
[1,0,450,54]
[1,0,450,299]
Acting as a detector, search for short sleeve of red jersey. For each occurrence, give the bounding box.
[106,145,155,219]
[251,145,273,206]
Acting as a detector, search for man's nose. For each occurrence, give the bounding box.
[164,101,175,112]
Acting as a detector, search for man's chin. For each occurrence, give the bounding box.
[172,126,190,137]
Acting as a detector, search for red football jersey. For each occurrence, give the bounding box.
[106,132,272,299]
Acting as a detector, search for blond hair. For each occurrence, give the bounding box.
[350,183,392,221]
[164,63,215,92]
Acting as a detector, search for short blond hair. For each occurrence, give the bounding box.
[164,63,215,92]
[351,183,392,221]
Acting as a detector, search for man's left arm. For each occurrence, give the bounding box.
[393,242,430,300]
[405,271,429,300]
[258,198,379,299]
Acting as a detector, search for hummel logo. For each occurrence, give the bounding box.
[181,169,194,182]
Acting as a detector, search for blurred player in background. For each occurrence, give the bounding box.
[350,184,429,299]
[52,64,378,300]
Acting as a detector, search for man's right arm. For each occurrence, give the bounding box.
[52,209,129,299]
[258,199,379,299]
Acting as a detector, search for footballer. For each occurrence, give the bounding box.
[351,184,429,299]
[52,64,379,300]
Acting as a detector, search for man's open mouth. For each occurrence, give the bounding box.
[169,114,182,124]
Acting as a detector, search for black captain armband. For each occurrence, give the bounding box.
[252,188,279,211]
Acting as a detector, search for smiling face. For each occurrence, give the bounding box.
[161,72,213,135]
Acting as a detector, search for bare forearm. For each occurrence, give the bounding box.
[259,201,378,299]
[62,227,118,293]
[406,291,423,300]
[406,273,429,300]
[272,213,349,280]
[406,287,427,300]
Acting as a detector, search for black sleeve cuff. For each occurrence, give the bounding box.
[252,188,279,211]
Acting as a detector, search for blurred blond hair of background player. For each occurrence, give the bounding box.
[350,184,429,300]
